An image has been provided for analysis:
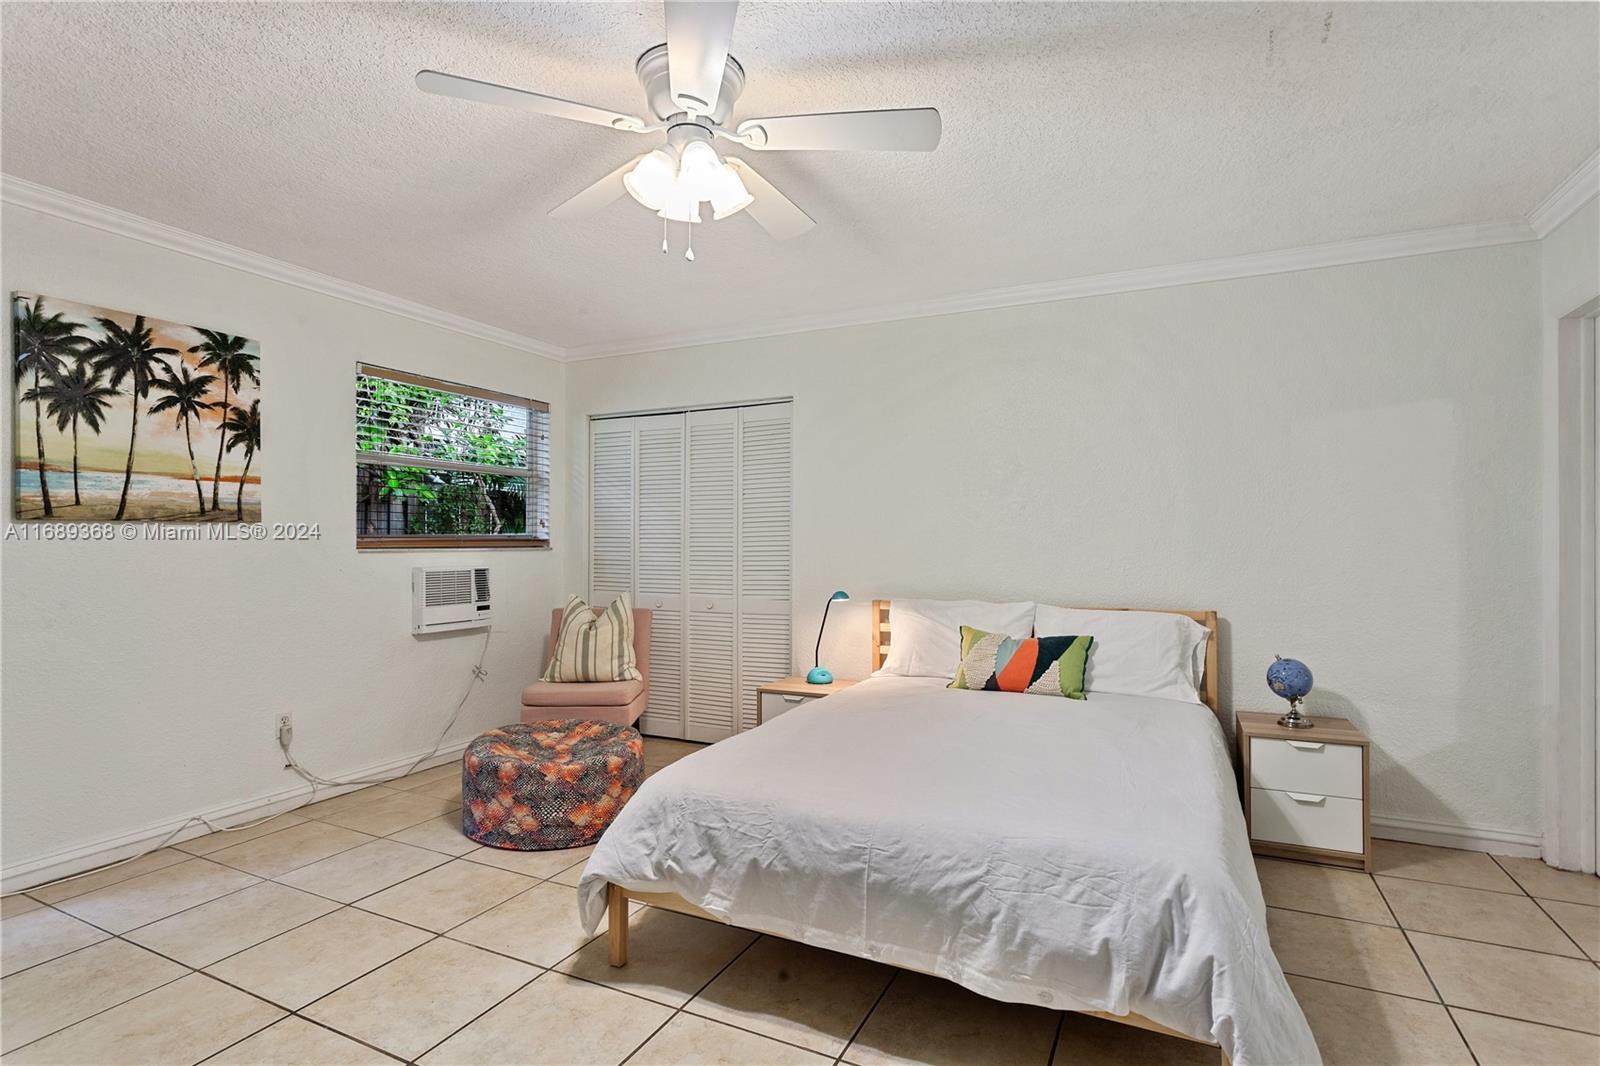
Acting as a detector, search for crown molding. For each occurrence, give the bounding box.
[0,175,568,364]
[2,174,1560,365]
[1528,149,1600,239]
[565,217,1537,360]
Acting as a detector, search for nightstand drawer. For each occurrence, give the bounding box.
[760,691,814,722]
[1249,738,1363,800]
[1250,788,1364,854]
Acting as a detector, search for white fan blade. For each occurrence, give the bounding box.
[736,108,941,151]
[665,0,738,115]
[724,158,815,240]
[549,156,643,218]
[416,70,646,132]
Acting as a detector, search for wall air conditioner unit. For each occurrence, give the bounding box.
[412,566,492,634]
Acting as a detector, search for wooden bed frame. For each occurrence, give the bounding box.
[606,600,1230,1065]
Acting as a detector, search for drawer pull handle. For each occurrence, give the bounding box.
[1286,741,1325,751]
[782,695,805,703]
[1287,792,1327,805]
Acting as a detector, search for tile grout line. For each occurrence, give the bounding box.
[403,966,552,1064]
[0,954,197,1058]
[1044,1000,1068,1066]
[195,853,594,1063]
[834,969,900,1066]
[1441,1003,1600,1040]
[1289,971,1600,1039]
[194,1010,410,1065]
[615,926,765,1066]
[1,852,560,1056]
[1370,873,1480,1065]
[1278,967,1450,1008]
[1487,853,1597,961]
[1264,903,1597,962]
[198,960,420,1064]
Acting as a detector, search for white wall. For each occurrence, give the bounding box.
[567,242,1546,847]
[1,203,568,886]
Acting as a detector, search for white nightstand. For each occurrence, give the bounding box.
[754,675,857,725]
[1237,711,1372,872]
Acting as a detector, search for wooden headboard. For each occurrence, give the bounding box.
[870,599,1222,719]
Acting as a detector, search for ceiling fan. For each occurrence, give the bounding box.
[415,0,941,260]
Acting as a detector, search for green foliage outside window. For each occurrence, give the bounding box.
[356,375,544,540]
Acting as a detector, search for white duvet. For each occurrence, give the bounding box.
[578,677,1319,1066]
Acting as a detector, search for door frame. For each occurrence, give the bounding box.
[1548,297,1600,872]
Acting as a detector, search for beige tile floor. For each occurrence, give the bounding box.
[2,738,1597,1065]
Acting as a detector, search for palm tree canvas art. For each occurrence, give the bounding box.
[11,293,261,522]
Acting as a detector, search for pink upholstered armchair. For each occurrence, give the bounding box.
[521,607,651,727]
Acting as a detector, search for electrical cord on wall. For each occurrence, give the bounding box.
[2,628,493,899]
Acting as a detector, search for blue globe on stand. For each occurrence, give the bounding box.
[1267,655,1314,728]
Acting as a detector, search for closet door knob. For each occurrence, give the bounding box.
[705,601,714,610]
[655,600,664,609]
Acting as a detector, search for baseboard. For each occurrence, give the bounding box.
[1,739,474,895]
[1371,813,1542,858]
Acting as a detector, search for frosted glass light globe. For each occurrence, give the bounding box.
[623,147,678,211]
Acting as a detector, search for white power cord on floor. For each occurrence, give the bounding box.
[2,629,493,899]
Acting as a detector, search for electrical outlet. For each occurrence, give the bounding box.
[275,713,293,746]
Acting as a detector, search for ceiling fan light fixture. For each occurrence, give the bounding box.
[623,146,679,211]
[676,138,725,202]
[657,180,703,224]
[709,162,754,220]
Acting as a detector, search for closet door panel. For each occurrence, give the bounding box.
[589,419,636,605]
[686,408,739,742]
[635,414,686,737]
[737,404,794,731]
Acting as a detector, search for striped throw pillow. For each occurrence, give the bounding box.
[950,625,1093,699]
[542,594,643,683]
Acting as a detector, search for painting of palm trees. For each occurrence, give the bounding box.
[11,293,261,522]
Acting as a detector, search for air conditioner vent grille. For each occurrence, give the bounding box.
[474,568,491,602]
[424,569,473,607]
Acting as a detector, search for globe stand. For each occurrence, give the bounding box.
[1277,697,1314,730]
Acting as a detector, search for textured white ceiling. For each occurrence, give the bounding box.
[3,2,1595,355]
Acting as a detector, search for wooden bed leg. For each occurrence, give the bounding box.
[607,883,628,967]
[1220,1048,1231,1066]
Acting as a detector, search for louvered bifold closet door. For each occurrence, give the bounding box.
[634,413,687,738]
[589,420,636,607]
[737,403,794,731]
[685,407,739,742]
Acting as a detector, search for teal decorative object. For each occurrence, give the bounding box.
[1268,655,1315,729]
[810,590,849,685]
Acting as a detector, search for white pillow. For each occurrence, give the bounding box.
[878,599,1036,679]
[1034,606,1209,704]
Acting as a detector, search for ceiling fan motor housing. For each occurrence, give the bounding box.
[635,43,745,125]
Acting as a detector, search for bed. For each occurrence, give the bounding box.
[577,603,1319,1066]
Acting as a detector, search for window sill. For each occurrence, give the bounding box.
[357,537,551,551]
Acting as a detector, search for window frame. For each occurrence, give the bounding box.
[355,363,551,551]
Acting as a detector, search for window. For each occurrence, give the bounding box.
[355,364,550,549]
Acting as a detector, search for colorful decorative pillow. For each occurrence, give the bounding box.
[542,593,642,683]
[949,625,1093,699]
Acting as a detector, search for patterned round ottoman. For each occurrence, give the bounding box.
[462,720,644,850]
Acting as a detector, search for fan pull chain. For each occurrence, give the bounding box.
[685,226,695,262]
[661,220,669,255]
